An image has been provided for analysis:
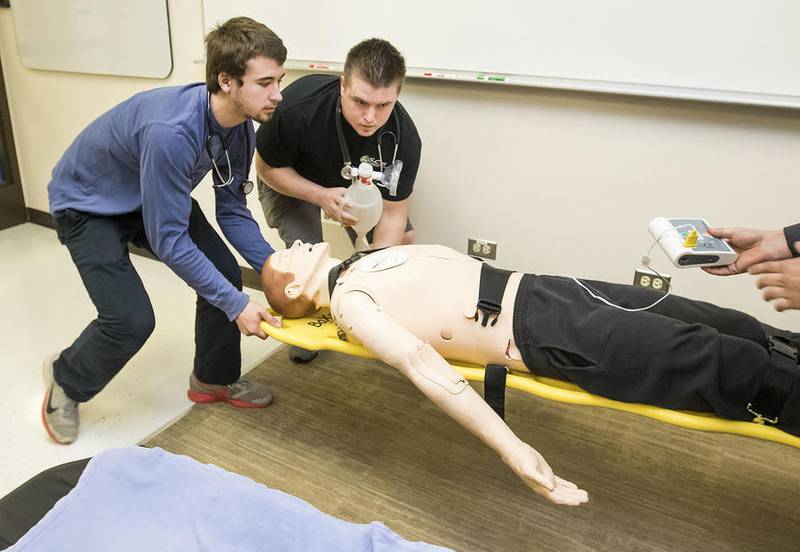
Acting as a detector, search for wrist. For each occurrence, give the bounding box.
[308,183,327,207]
[231,293,250,321]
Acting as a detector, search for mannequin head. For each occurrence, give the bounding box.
[262,241,333,318]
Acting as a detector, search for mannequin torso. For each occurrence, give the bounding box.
[329,245,527,370]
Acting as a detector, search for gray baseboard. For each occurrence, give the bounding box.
[27,207,261,291]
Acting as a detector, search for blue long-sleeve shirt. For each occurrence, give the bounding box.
[49,83,273,320]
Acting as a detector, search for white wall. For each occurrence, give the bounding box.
[1,2,798,327]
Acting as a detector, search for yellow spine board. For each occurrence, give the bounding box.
[261,309,800,449]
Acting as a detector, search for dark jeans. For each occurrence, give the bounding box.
[513,274,800,436]
[53,201,242,402]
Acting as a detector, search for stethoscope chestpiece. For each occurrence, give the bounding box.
[336,96,401,185]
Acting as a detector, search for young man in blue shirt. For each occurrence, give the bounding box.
[43,17,285,444]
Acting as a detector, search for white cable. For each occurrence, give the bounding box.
[570,226,686,312]
[642,223,693,266]
[571,277,672,312]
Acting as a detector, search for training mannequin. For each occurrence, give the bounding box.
[261,242,800,505]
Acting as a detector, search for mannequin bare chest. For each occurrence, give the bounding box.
[330,245,527,371]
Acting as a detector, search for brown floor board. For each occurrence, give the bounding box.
[145,347,800,552]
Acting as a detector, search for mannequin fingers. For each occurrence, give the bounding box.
[526,462,555,492]
[555,486,589,506]
[537,481,589,506]
[551,485,589,506]
[554,475,578,489]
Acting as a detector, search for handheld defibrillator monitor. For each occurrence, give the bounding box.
[648,217,738,268]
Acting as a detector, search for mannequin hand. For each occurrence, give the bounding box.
[704,227,791,276]
[235,301,280,339]
[317,187,356,225]
[749,257,800,311]
[505,442,589,506]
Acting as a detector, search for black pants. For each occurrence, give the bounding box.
[53,201,242,402]
[512,274,800,436]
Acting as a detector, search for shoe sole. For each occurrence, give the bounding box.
[41,354,74,445]
[186,389,272,408]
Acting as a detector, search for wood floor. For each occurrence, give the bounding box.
[146,347,800,552]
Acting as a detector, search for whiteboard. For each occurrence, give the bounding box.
[12,0,172,79]
[203,0,800,108]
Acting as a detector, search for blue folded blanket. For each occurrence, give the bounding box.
[8,446,452,552]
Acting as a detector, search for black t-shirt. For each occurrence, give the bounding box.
[255,74,422,201]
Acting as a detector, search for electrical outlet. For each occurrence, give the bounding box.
[633,268,671,293]
[468,238,497,260]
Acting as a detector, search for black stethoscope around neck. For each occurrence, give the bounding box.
[336,96,400,181]
[205,92,255,195]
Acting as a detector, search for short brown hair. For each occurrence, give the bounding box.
[261,258,316,319]
[205,17,287,93]
[343,38,406,90]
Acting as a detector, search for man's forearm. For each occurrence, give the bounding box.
[371,200,409,248]
[260,166,323,206]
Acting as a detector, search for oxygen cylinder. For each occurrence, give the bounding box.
[344,162,383,251]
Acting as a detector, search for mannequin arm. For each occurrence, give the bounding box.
[334,290,588,506]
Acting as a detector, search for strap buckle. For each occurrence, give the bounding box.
[474,299,502,327]
[746,402,779,425]
[744,336,799,425]
[768,335,799,364]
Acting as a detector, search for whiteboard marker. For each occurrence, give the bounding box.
[308,63,331,69]
[477,74,508,82]
[423,72,456,78]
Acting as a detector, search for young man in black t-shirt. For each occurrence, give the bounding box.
[255,38,422,251]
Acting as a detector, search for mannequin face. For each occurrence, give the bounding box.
[269,241,332,296]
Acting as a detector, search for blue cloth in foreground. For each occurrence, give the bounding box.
[9,447,452,552]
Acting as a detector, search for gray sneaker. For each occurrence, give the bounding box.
[41,353,79,444]
[187,373,273,408]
